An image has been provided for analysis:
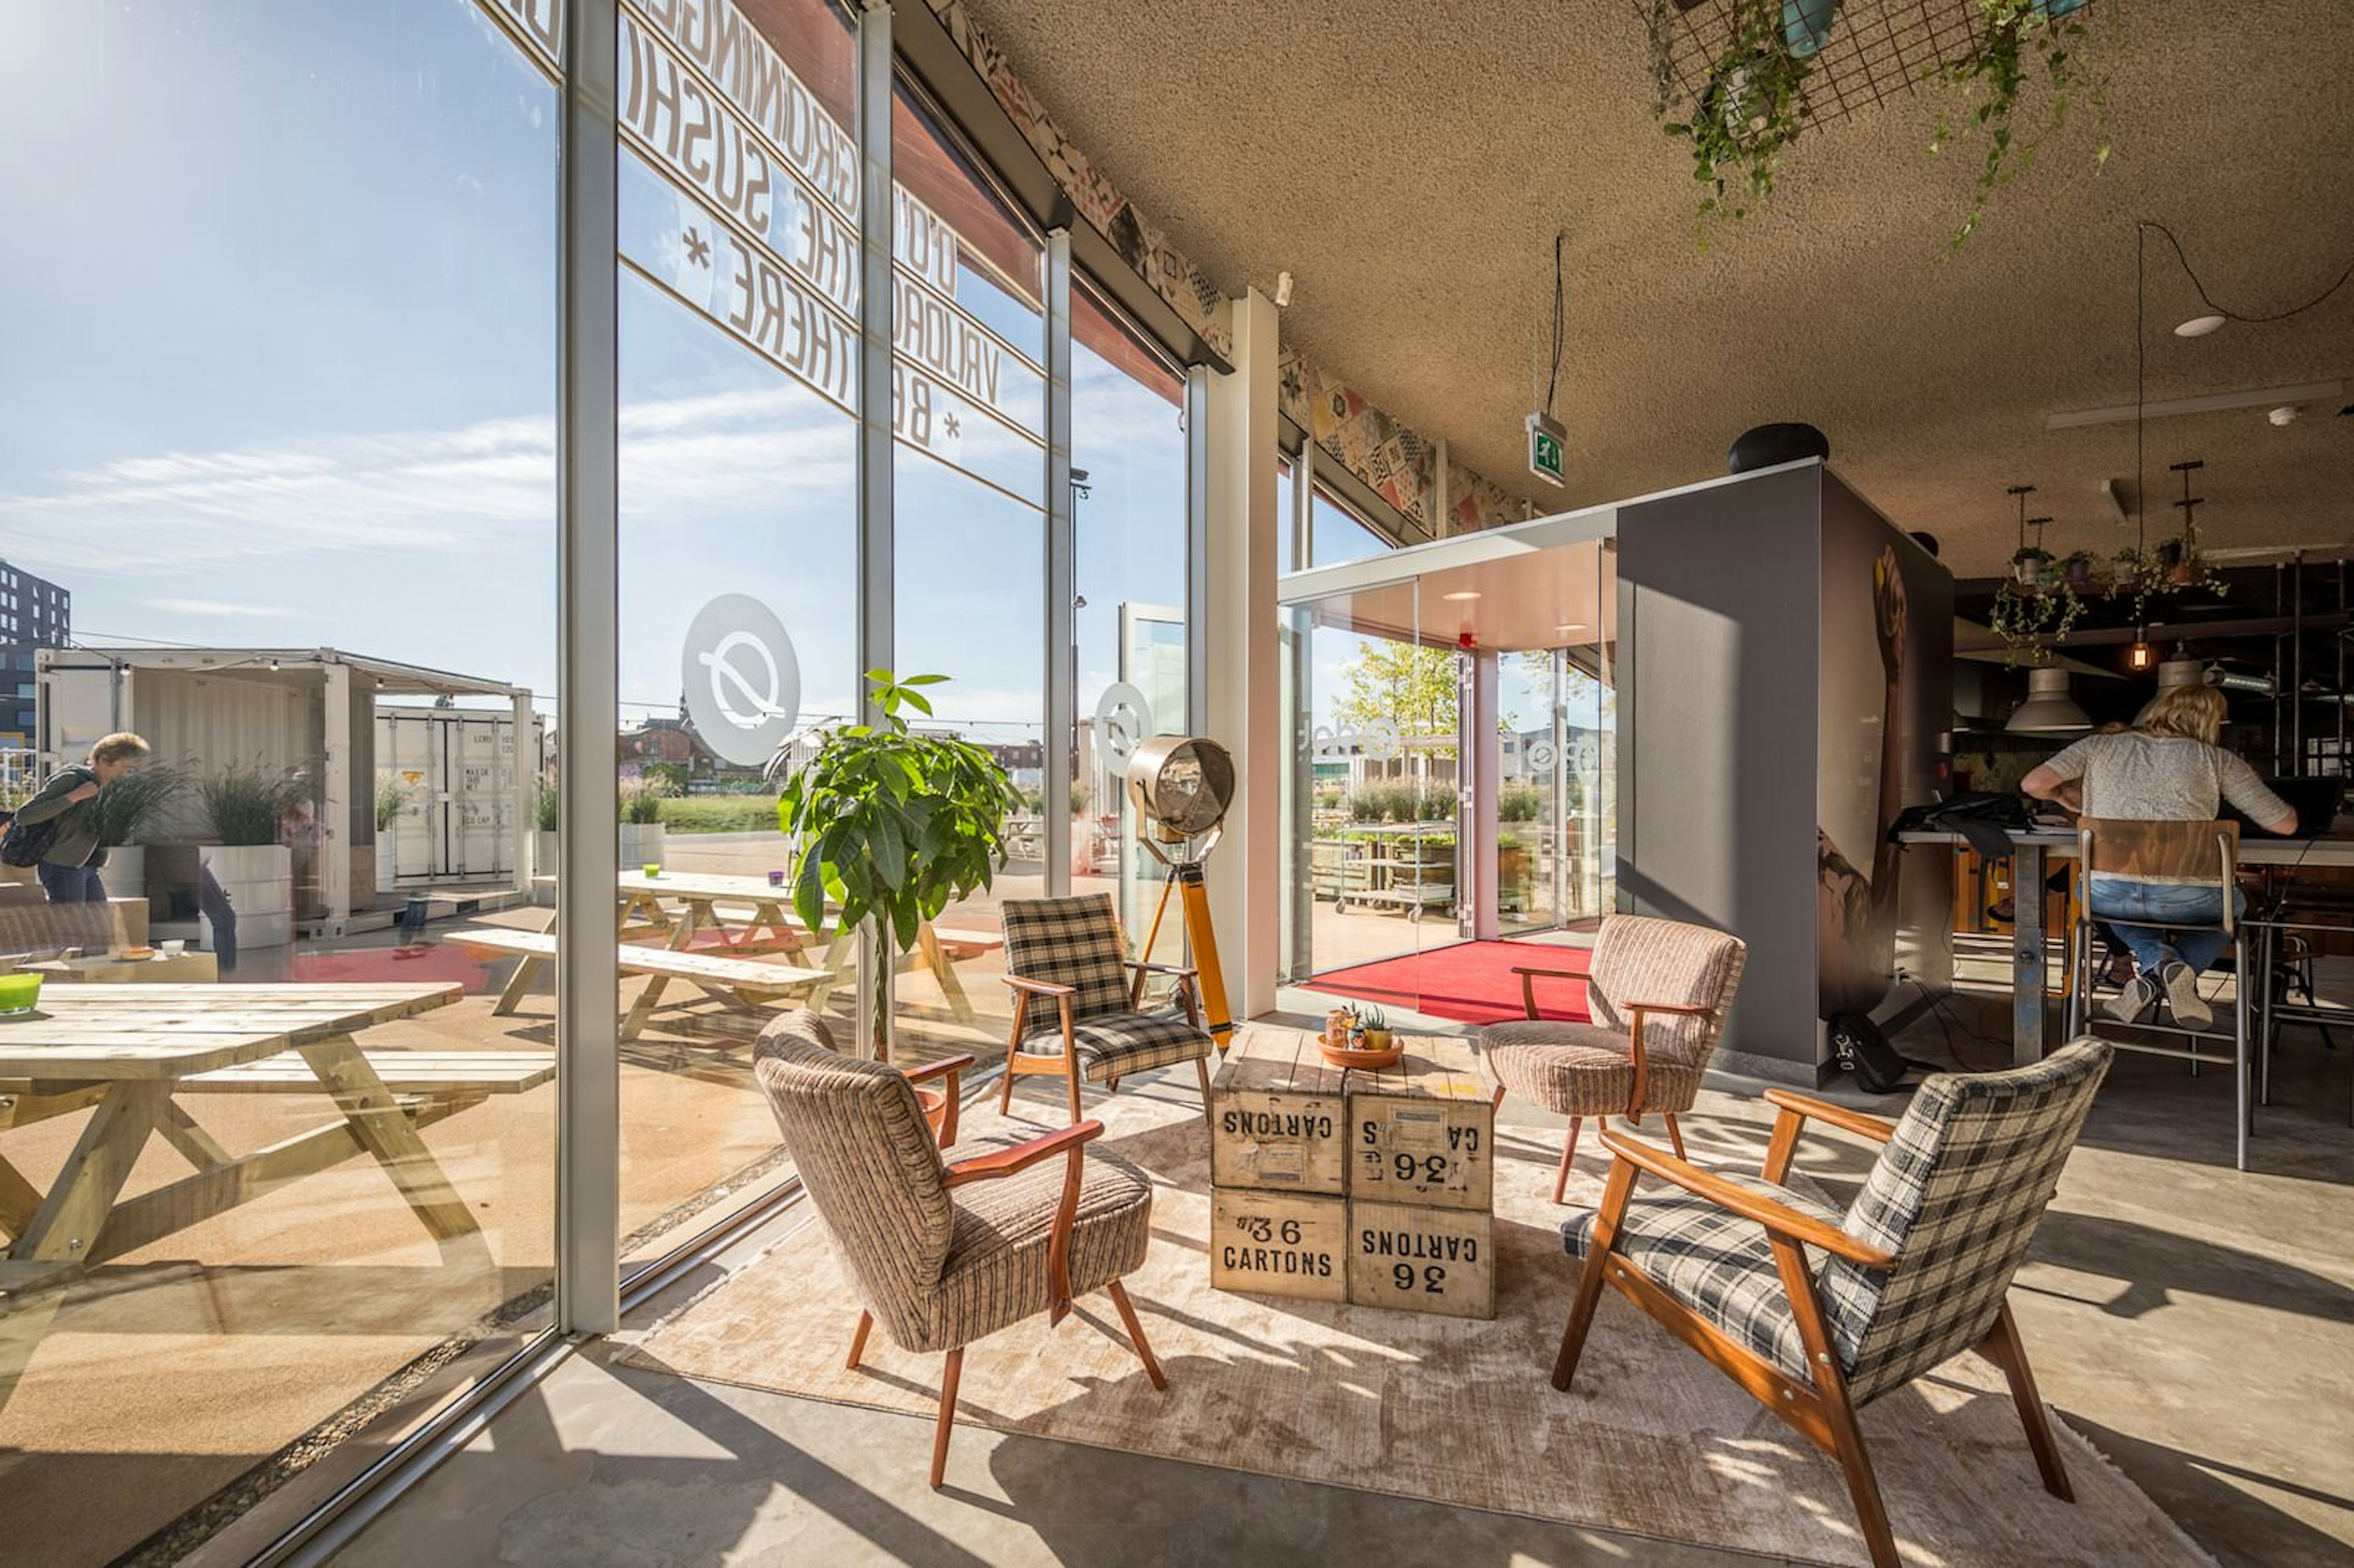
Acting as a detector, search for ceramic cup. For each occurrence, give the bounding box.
[642,864,661,878]
[161,939,187,955]
[766,870,787,887]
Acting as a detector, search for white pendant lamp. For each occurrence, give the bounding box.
[2006,665,2092,733]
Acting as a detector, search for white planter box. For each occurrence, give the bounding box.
[535,831,558,902]
[101,845,145,906]
[619,823,667,868]
[200,843,295,951]
[376,835,396,893]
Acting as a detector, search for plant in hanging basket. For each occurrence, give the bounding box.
[1929,0,2112,249]
[2010,544,2055,587]
[1659,0,1813,241]
[2060,549,2107,592]
[1989,575,2085,665]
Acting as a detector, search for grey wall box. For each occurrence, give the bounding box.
[1615,460,1952,1081]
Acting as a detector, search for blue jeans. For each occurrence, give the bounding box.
[37,861,105,904]
[2087,876,2244,975]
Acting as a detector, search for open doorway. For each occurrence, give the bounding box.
[1278,511,1616,1026]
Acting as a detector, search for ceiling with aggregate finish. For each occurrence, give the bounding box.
[959,0,2354,576]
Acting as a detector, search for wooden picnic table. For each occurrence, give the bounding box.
[0,983,544,1266]
[530,872,1007,1027]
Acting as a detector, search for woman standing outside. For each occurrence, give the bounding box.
[2021,687,2294,1029]
[12,733,152,903]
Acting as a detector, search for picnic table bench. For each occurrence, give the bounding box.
[0,984,552,1402]
[523,872,1007,1027]
[447,927,834,1041]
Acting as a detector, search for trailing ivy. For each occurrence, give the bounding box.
[1930,0,2111,249]
[1661,0,1813,242]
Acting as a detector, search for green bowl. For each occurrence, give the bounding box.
[0,972,42,1017]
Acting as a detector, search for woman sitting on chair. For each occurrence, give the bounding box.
[2021,685,2295,1029]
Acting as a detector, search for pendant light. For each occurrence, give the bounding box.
[2127,637,2157,672]
[2007,665,2092,733]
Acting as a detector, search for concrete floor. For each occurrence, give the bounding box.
[319,985,2354,1568]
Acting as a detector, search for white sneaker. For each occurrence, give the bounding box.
[2103,975,2158,1025]
[2160,962,2214,1030]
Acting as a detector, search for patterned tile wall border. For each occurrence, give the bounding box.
[926,0,1527,538]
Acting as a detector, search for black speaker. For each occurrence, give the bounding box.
[1727,422,1830,474]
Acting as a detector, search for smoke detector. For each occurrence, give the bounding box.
[2269,405,2301,427]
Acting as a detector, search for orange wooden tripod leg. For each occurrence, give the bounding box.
[1178,867,1234,1049]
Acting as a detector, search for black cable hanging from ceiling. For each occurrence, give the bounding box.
[2139,218,2354,326]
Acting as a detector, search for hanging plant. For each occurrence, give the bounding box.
[1990,576,2085,665]
[1929,0,2111,249]
[1661,0,1813,240]
[2059,548,2107,592]
[2009,544,2055,587]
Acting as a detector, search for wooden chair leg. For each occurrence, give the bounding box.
[1552,1156,1635,1390]
[1818,1374,1899,1568]
[999,1054,1018,1114]
[1065,1060,1084,1122]
[1106,1278,1167,1391]
[1663,1113,1688,1162]
[929,1347,964,1489]
[845,1309,874,1371]
[1195,1054,1214,1128]
[1979,1301,2075,1501]
[1490,1083,1506,1111]
[1551,1117,1583,1203]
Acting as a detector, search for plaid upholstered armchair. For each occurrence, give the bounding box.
[1477,914,1746,1200]
[1552,1038,2113,1568]
[753,1010,1166,1489]
[995,894,1216,1124]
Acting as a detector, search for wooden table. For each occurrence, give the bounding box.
[1209,1026,1495,1319]
[0,983,509,1267]
[20,951,219,985]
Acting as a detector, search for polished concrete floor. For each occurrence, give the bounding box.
[324,992,2354,1568]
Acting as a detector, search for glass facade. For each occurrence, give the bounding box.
[0,1,1206,1555]
[0,3,561,1560]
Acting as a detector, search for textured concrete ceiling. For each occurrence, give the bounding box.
[959,0,2354,576]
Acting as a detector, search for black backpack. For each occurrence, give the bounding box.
[1827,1011,1934,1095]
[0,812,59,869]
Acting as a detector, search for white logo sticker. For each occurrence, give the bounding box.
[682,595,801,767]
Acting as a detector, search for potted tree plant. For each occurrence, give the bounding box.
[375,775,409,892]
[774,671,1021,1057]
[534,777,559,900]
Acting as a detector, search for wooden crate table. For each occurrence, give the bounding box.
[1209,1026,1495,1319]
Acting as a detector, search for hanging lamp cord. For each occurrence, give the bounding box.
[2139,218,2354,325]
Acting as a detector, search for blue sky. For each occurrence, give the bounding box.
[0,0,1187,747]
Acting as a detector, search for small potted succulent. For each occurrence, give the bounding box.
[1358,1003,1393,1054]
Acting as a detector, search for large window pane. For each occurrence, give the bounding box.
[889,80,1046,1064]
[1072,284,1189,958]
[0,3,558,1558]
[608,0,861,1269]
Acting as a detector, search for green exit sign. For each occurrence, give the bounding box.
[1526,411,1567,487]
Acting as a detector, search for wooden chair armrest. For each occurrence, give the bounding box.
[946,1119,1101,1322]
[900,1053,977,1087]
[1508,964,1584,1021]
[943,1119,1103,1186]
[1124,957,1197,1008]
[1596,1126,1896,1268]
[1000,975,1078,998]
[1124,959,1197,978]
[902,1054,975,1149]
[1618,1000,1713,1018]
[1761,1088,1897,1144]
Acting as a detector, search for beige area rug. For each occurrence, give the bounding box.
[620,1083,2214,1568]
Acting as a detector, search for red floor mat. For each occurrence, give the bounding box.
[1306,940,1593,1027]
[291,943,494,992]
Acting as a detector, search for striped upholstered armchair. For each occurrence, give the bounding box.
[753,1010,1166,1488]
[996,893,1216,1124]
[1552,1038,2113,1568]
[1476,914,1746,1199]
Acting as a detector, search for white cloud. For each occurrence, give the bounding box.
[0,387,857,582]
[143,598,313,618]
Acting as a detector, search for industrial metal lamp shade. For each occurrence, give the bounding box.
[2006,666,2092,733]
[1126,736,1236,840]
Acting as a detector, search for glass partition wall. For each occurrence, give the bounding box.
[0,0,1203,1558]
[1279,530,1617,1024]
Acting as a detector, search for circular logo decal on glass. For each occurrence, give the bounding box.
[682,595,801,767]
[1095,683,1154,777]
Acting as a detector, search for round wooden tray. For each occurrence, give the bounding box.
[1317,1035,1404,1070]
